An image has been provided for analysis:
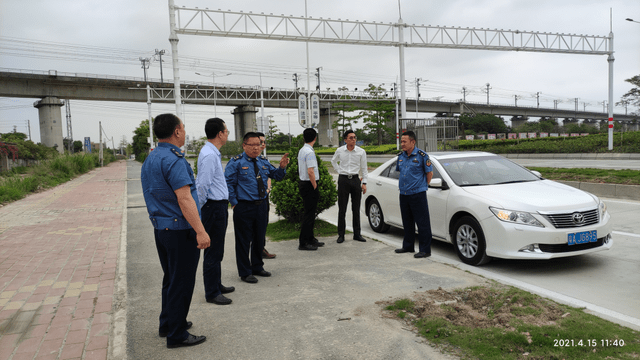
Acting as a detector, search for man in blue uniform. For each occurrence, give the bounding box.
[196,118,235,305]
[225,132,289,284]
[141,113,210,348]
[394,130,433,258]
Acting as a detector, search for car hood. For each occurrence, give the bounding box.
[460,179,598,212]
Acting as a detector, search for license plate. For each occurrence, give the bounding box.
[567,230,597,246]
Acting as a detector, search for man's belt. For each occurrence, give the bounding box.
[238,199,265,205]
[340,174,359,180]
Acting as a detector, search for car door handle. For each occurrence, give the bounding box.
[376,181,382,186]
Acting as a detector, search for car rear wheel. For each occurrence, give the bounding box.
[452,216,490,266]
[367,198,390,233]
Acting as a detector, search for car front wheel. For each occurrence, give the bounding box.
[452,216,490,266]
[367,198,390,233]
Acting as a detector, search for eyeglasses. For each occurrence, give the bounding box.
[347,136,357,140]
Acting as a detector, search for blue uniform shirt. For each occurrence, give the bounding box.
[196,141,228,209]
[396,146,433,195]
[141,142,199,230]
[225,153,286,207]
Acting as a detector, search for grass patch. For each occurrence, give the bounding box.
[0,153,116,204]
[265,219,343,241]
[381,285,640,360]
[529,167,640,185]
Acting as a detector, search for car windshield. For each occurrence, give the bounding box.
[438,155,540,187]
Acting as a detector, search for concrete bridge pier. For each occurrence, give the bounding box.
[317,107,339,147]
[232,105,258,141]
[34,97,65,154]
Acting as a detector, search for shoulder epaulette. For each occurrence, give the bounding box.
[170,147,184,158]
[259,155,267,160]
[418,150,427,157]
[232,153,242,160]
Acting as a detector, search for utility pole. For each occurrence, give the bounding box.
[514,95,521,107]
[65,100,73,153]
[485,83,491,105]
[575,98,579,112]
[139,57,151,83]
[536,92,541,108]
[315,67,322,93]
[415,78,422,119]
[462,87,467,102]
[27,120,31,141]
[155,49,166,83]
[292,73,299,91]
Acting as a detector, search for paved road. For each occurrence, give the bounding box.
[318,173,640,330]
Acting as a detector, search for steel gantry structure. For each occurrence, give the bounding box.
[166,1,616,149]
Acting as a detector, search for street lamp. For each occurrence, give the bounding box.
[626,18,640,24]
[195,71,232,117]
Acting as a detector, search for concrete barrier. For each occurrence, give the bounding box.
[557,180,640,201]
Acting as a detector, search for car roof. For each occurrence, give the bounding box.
[428,151,497,160]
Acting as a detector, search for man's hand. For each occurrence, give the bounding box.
[279,153,290,169]
[196,231,211,249]
[362,184,367,194]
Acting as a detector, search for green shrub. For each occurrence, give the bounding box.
[270,146,338,223]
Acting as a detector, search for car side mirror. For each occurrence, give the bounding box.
[531,170,542,178]
[429,178,448,190]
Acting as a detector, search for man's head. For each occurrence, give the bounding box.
[343,130,356,146]
[400,131,417,153]
[242,132,262,158]
[153,113,184,147]
[256,131,266,151]
[303,128,317,144]
[205,118,228,144]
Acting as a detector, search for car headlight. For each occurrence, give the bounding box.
[599,200,607,219]
[489,207,544,227]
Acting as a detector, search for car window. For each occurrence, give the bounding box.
[439,155,539,186]
[385,161,400,179]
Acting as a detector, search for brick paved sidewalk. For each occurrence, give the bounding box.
[0,161,126,360]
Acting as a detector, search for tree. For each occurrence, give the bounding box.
[332,101,363,136]
[359,84,396,145]
[459,113,508,134]
[617,75,640,114]
[132,119,154,158]
[73,141,83,153]
[267,115,279,141]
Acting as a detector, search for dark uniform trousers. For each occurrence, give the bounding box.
[233,200,268,277]
[201,200,228,300]
[399,191,433,254]
[298,180,320,246]
[337,175,362,237]
[154,228,200,345]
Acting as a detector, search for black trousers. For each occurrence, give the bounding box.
[399,191,433,254]
[154,228,200,345]
[298,181,319,246]
[337,175,362,237]
[233,200,268,277]
[201,200,228,300]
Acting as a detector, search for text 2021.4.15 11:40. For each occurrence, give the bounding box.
[554,339,625,347]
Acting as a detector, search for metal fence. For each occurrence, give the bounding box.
[401,117,459,152]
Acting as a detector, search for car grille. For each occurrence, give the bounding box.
[541,209,599,229]
[539,237,605,253]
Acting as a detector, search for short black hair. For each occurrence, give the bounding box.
[402,130,416,142]
[303,128,317,143]
[342,129,355,140]
[204,118,226,139]
[243,132,260,143]
[153,113,181,140]
[255,132,265,137]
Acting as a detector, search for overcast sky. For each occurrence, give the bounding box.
[1,0,638,145]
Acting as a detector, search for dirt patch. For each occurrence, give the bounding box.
[379,285,567,331]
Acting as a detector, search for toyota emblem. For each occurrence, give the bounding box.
[572,212,585,225]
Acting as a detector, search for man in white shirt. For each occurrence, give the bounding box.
[297,128,324,251]
[331,130,368,243]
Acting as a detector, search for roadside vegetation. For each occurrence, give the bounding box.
[0,152,116,204]
[530,167,640,186]
[382,284,639,360]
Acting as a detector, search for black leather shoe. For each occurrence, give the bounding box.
[337,236,345,243]
[254,270,271,277]
[159,321,192,337]
[312,238,325,247]
[414,252,431,258]
[353,235,367,242]
[395,248,415,253]
[167,334,206,348]
[207,294,232,305]
[220,285,235,294]
[298,244,318,251]
[241,275,258,283]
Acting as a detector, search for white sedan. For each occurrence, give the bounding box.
[363,151,612,265]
